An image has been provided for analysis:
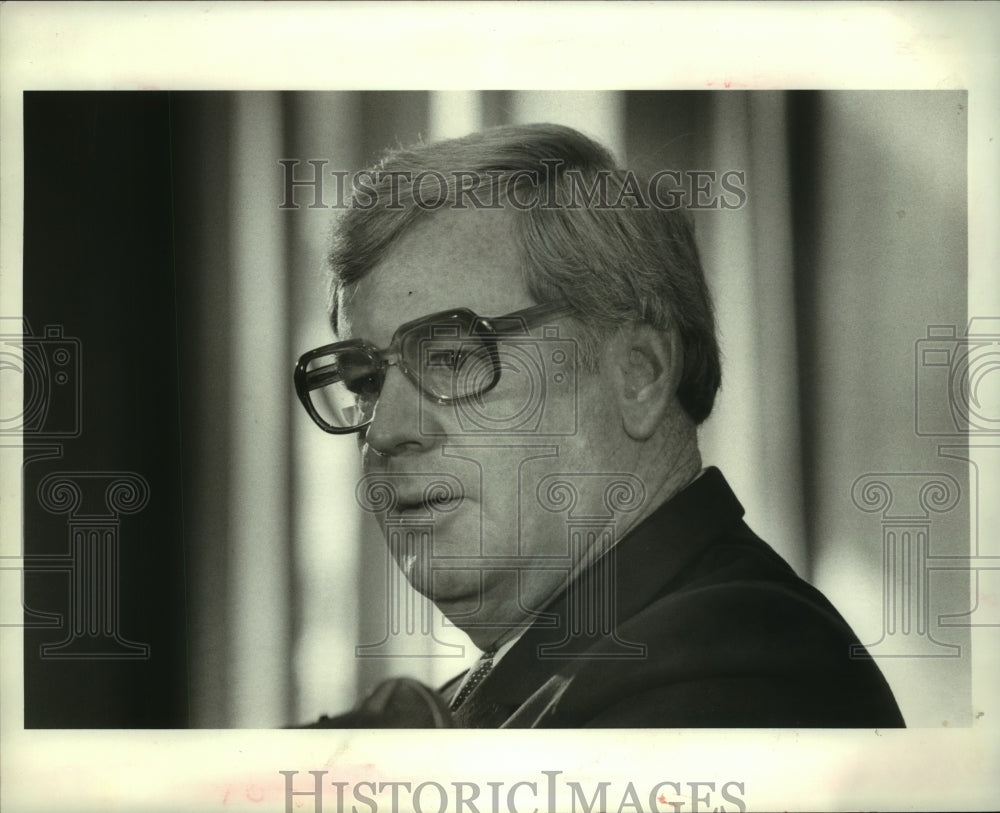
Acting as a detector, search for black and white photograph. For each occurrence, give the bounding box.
[2,3,998,812]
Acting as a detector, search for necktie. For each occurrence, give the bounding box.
[449,650,495,710]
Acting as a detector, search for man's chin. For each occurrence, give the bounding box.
[403,569,540,647]
[418,575,483,608]
[398,567,491,618]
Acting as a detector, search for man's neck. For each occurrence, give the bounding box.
[620,427,702,541]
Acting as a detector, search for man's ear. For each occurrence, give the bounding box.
[603,323,683,441]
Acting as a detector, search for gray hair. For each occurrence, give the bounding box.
[328,123,721,424]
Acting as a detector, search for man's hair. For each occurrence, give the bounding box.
[328,123,721,424]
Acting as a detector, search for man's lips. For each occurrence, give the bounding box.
[356,471,471,515]
[394,496,463,513]
[390,489,468,514]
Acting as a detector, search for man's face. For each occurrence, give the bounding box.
[338,208,635,648]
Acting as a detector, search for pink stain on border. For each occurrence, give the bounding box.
[213,763,388,807]
[706,79,749,88]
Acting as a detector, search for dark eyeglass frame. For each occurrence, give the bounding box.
[294,302,570,434]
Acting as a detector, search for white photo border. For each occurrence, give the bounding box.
[2,2,998,811]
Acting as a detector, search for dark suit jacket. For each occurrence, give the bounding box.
[443,468,904,728]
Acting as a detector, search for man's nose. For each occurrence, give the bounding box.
[362,366,444,457]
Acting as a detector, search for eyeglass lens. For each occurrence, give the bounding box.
[304,347,382,429]
[303,316,498,430]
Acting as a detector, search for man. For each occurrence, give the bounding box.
[294,123,904,728]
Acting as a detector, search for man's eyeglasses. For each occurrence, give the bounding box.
[294,303,569,434]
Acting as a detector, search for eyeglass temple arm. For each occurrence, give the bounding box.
[483,302,571,336]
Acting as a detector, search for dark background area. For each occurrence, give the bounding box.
[22,92,188,727]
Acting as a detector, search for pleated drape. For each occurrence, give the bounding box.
[176,90,968,728]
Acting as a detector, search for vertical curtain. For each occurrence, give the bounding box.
[175,93,296,728]
[789,92,968,721]
[177,90,968,728]
[696,92,809,578]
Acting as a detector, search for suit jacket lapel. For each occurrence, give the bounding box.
[453,468,746,727]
